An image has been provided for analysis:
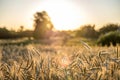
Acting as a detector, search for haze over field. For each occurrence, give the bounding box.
[0,1,120,79]
[0,0,120,30]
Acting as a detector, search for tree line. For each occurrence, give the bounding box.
[0,11,53,39]
[75,23,120,46]
[75,24,120,39]
[0,11,120,46]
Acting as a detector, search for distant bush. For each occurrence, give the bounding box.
[0,27,11,39]
[76,25,98,39]
[99,23,120,35]
[97,31,120,46]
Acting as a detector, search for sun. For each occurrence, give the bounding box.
[36,0,86,30]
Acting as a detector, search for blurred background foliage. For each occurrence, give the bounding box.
[0,11,120,46]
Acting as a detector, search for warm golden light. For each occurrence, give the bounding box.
[35,0,87,30]
[1,0,120,30]
[59,56,71,68]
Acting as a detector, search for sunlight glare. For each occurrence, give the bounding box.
[59,56,70,68]
[36,0,86,30]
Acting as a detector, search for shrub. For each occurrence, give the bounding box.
[97,31,120,46]
[99,23,120,35]
[76,25,98,39]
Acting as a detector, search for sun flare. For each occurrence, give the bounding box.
[35,0,86,30]
[59,55,71,68]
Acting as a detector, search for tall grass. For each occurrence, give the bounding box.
[0,44,120,80]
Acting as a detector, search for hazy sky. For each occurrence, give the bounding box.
[0,0,120,30]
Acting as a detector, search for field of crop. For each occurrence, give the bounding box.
[0,43,120,80]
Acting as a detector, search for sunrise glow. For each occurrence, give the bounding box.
[0,0,120,30]
[35,0,87,30]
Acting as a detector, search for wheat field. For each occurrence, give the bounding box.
[0,43,120,80]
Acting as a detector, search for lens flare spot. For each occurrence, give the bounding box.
[59,56,70,68]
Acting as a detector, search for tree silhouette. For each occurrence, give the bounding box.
[76,25,98,39]
[99,24,120,35]
[33,11,54,39]
[0,27,10,39]
[18,26,24,32]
